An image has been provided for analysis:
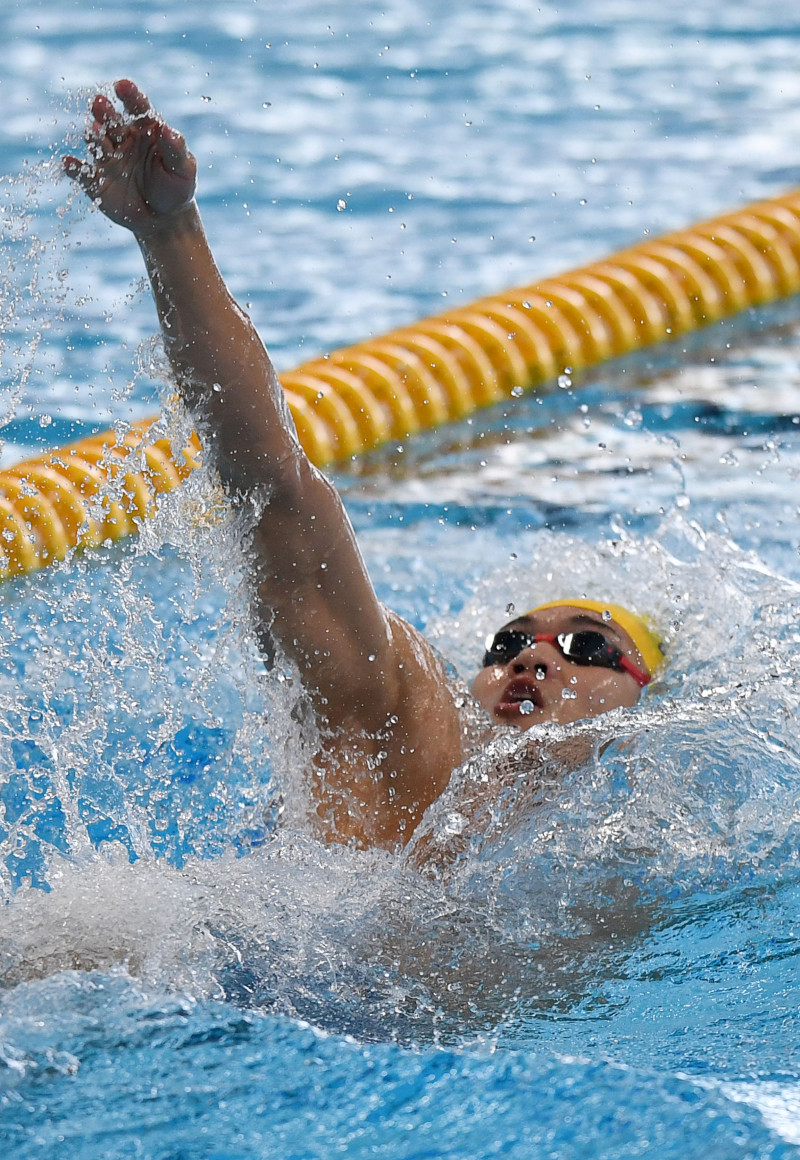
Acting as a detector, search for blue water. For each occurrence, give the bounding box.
[4,1,800,1156]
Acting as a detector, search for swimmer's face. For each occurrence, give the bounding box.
[470,605,648,731]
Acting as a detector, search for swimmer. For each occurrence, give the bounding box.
[65,81,662,849]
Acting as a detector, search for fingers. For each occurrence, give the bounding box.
[63,154,95,195]
[63,155,83,178]
[91,93,121,126]
[114,79,152,118]
[80,82,155,169]
[64,87,128,190]
[88,81,178,161]
[86,93,124,159]
[89,82,152,140]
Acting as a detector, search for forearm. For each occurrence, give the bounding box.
[138,203,300,494]
[138,203,397,695]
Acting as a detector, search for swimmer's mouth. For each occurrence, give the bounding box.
[494,678,544,718]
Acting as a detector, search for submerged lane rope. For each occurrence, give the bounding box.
[3,186,800,579]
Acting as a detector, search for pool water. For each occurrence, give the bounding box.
[4,1,800,1156]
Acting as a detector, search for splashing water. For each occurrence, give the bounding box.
[2,489,800,1055]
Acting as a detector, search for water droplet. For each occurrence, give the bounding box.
[337,199,347,211]
[442,811,466,836]
[506,602,515,614]
[557,373,572,389]
[601,609,612,622]
[510,385,524,398]
[367,653,376,662]
[519,699,535,715]
[561,687,577,700]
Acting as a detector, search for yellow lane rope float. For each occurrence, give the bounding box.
[3,185,800,580]
[0,423,201,579]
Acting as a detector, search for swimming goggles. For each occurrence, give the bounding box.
[482,628,651,687]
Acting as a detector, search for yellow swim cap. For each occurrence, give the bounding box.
[525,598,664,676]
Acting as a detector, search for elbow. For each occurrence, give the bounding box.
[213,431,313,501]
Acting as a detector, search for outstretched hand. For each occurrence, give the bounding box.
[64,79,197,234]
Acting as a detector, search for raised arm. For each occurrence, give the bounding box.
[65,81,466,846]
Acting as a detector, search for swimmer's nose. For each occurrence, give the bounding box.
[512,640,559,676]
[512,656,547,680]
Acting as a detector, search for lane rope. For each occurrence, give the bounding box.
[0,422,201,579]
[3,186,800,580]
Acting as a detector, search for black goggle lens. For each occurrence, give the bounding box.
[482,628,624,671]
[482,629,535,667]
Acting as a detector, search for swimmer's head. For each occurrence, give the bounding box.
[471,597,664,731]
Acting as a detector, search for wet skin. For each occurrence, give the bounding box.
[470,605,648,730]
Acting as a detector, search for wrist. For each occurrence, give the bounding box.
[134,200,203,246]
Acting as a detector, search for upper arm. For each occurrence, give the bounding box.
[250,461,467,845]
[252,456,443,731]
[304,608,469,847]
